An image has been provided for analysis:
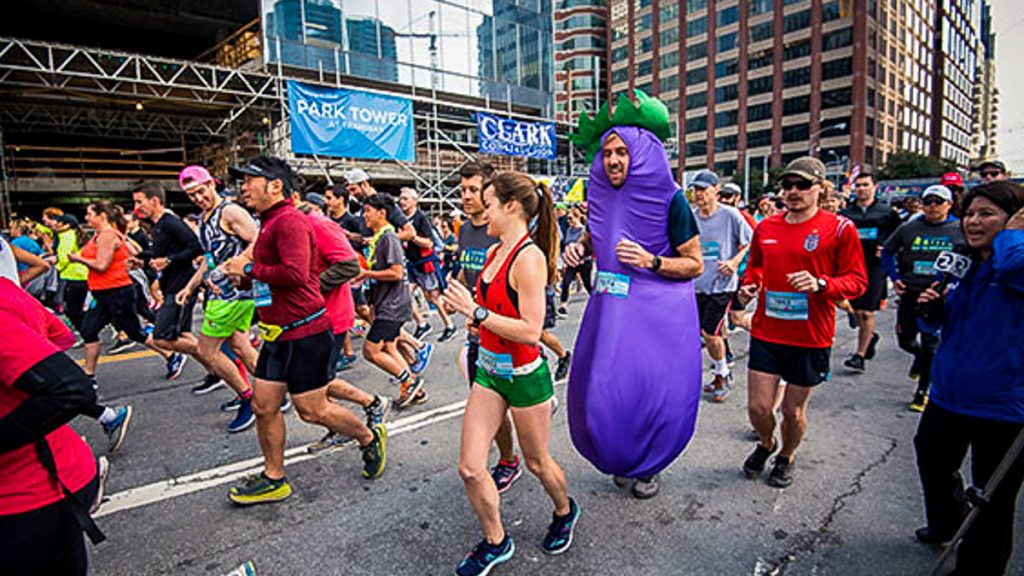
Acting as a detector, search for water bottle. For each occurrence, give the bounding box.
[209,268,237,300]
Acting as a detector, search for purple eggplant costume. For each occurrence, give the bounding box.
[566,99,702,479]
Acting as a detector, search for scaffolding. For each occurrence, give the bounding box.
[0,34,586,217]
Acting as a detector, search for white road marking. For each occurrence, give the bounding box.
[95,399,467,518]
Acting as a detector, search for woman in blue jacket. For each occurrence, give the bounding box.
[914,180,1024,575]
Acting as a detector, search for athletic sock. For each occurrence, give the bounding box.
[97,407,118,424]
[711,357,728,377]
[396,370,411,384]
[240,388,254,400]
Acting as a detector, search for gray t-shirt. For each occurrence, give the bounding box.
[368,231,412,323]
[693,204,754,294]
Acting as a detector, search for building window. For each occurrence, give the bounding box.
[748,49,773,71]
[718,32,738,52]
[638,59,654,77]
[749,0,773,16]
[748,102,773,122]
[687,42,707,61]
[715,135,738,153]
[716,58,739,77]
[783,39,811,61]
[687,16,707,37]
[748,74,773,95]
[716,83,739,102]
[782,66,811,88]
[783,94,810,114]
[686,141,707,157]
[612,68,629,84]
[660,3,680,22]
[686,91,707,109]
[822,57,852,81]
[715,160,737,176]
[611,46,629,62]
[748,128,773,147]
[782,123,810,143]
[783,9,811,33]
[660,50,680,69]
[660,27,679,46]
[639,13,653,32]
[660,74,679,92]
[640,36,653,53]
[717,5,739,28]
[823,27,853,51]
[687,0,707,11]
[685,115,707,132]
[715,108,739,127]
[750,21,773,43]
[686,66,707,84]
[822,86,852,108]
[822,1,842,22]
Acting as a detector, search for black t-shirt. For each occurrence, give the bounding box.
[330,211,365,250]
[840,199,902,267]
[404,210,435,267]
[147,212,202,294]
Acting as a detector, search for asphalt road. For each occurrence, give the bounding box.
[70,300,1023,576]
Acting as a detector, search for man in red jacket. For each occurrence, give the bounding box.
[737,157,868,488]
[223,156,386,505]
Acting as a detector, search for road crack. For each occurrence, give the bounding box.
[753,437,899,576]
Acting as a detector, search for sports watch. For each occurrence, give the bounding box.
[472,306,490,326]
[243,263,254,276]
[816,277,827,292]
[650,255,663,272]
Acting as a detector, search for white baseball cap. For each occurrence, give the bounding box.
[921,185,953,203]
[344,168,370,185]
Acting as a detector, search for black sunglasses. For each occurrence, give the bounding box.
[780,179,813,191]
[980,170,1002,178]
[922,196,948,206]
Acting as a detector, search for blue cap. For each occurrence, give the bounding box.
[691,169,721,189]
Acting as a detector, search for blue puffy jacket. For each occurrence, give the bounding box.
[930,229,1024,423]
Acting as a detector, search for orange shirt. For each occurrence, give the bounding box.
[81,229,131,291]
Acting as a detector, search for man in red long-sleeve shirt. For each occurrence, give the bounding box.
[222,156,387,505]
[736,157,867,488]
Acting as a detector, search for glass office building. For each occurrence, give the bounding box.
[263,0,554,111]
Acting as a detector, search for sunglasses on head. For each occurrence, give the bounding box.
[922,196,948,206]
[980,170,1002,178]
[780,178,813,191]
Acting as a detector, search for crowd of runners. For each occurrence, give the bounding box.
[2,129,1023,576]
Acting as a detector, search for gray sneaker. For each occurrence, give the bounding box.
[307,431,348,454]
[632,474,660,499]
[364,395,391,428]
[89,456,110,514]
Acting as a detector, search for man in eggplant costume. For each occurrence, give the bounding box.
[564,91,704,499]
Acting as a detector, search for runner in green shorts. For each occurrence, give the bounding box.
[474,358,554,408]
[202,299,256,339]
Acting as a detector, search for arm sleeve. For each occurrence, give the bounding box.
[881,249,901,282]
[821,220,869,301]
[668,191,700,249]
[251,217,311,287]
[320,258,361,292]
[992,229,1024,293]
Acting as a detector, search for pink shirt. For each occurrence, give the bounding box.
[306,213,357,334]
[0,279,96,515]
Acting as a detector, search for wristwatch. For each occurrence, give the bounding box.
[243,263,254,276]
[816,277,827,292]
[650,255,663,272]
[472,306,490,326]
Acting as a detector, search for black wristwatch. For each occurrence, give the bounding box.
[243,263,254,276]
[650,255,663,272]
[472,306,490,326]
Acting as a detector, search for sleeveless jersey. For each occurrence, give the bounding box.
[475,235,540,370]
[81,229,131,291]
[199,200,253,300]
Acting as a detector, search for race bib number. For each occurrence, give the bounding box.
[858,227,879,240]
[765,291,809,321]
[912,260,935,276]
[477,347,514,379]
[594,271,631,298]
[253,280,272,308]
[701,241,721,261]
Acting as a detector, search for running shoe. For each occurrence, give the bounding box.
[557,306,568,318]
[407,389,428,406]
[456,537,515,576]
[223,561,257,576]
[843,354,866,373]
[864,332,881,360]
[439,325,458,342]
[410,343,434,374]
[542,497,581,555]
[87,374,98,391]
[192,374,226,395]
[102,405,133,453]
[89,456,110,514]
[361,424,387,479]
[280,395,293,413]
[554,351,572,382]
[914,526,952,546]
[725,341,735,367]
[397,377,425,408]
[766,456,795,488]
[336,354,358,372]
[165,353,188,380]
[308,431,347,454]
[632,474,660,499]
[550,394,560,416]
[228,473,292,505]
[742,439,777,479]
[846,311,858,330]
[351,322,367,339]
[908,391,928,413]
[908,356,922,381]
[711,373,733,403]
[490,456,523,494]
[612,476,631,488]
[221,396,243,412]
[227,399,255,434]
[364,395,391,428]
[107,337,136,355]
[413,322,433,340]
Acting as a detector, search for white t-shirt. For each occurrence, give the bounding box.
[0,237,21,286]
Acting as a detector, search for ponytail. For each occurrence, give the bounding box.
[532,181,558,286]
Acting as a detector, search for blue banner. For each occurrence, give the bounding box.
[287,80,415,162]
[477,113,556,160]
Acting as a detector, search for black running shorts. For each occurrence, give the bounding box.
[696,292,734,336]
[544,286,557,330]
[255,329,333,394]
[366,318,403,344]
[748,337,831,387]
[850,265,887,312]
[152,292,196,341]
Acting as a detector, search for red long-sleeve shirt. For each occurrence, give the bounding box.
[251,200,331,341]
[743,210,867,348]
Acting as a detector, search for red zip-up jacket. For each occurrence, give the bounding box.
[251,200,331,341]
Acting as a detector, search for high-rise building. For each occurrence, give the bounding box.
[346,17,398,82]
[607,0,986,178]
[931,0,981,169]
[554,1,608,124]
[972,0,998,162]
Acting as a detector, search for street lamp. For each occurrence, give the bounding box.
[808,122,847,156]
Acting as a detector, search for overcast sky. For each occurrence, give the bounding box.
[990,0,1024,171]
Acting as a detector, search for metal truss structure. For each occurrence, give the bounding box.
[1,102,232,143]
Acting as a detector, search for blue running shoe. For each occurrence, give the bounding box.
[456,537,515,576]
[410,343,434,374]
[227,398,255,433]
[220,396,243,412]
[336,354,358,372]
[280,395,292,413]
[102,405,133,453]
[165,353,188,380]
[542,497,580,555]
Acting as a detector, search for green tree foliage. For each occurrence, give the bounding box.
[878,152,957,180]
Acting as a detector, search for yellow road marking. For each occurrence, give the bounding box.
[75,349,158,366]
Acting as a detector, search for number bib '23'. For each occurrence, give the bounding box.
[594,270,631,299]
[765,291,809,321]
[477,347,515,379]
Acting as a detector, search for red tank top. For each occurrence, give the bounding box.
[81,229,132,291]
[475,235,541,370]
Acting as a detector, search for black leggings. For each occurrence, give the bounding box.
[914,402,1024,575]
[80,285,148,345]
[895,293,939,393]
[0,472,99,576]
[560,260,593,304]
[62,280,89,333]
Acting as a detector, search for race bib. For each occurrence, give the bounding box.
[477,347,514,379]
[594,271,631,298]
[858,227,879,240]
[701,241,721,261]
[912,260,935,276]
[765,291,809,321]
[253,280,272,308]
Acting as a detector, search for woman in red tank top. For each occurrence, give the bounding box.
[443,172,580,573]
